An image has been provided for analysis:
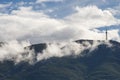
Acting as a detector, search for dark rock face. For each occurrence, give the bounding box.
[0,40,120,80]
[29,43,47,53]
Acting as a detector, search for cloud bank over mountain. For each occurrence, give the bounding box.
[0,0,119,64]
[0,40,112,64]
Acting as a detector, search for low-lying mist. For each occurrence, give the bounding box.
[0,40,112,64]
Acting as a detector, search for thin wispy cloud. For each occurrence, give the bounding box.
[36,0,63,3]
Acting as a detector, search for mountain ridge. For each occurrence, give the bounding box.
[0,39,120,80]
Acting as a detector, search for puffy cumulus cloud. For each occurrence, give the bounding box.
[36,0,63,3]
[0,7,65,43]
[65,6,118,29]
[0,6,119,44]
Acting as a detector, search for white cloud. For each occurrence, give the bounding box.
[65,6,118,29]
[0,40,35,64]
[0,0,120,64]
[37,40,112,61]
[0,0,119,64]
[0,39,112,64]
[0,6,119,44]
[108,29,120,41]
[0,7,65,43]
[37,42,82,61]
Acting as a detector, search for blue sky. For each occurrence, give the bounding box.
[0,0,120,43]
[0,0,120,18]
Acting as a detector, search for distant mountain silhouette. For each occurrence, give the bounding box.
[0,40,120,80]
